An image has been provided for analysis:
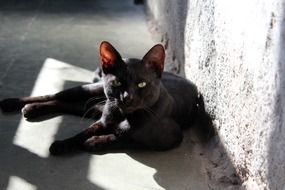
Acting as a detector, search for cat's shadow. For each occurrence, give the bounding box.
[126,129,207,190]
[91,128,209,190]
[0,115,106,190]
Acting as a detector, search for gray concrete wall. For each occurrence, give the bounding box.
[145,0,188,75]
[145,0,285,189]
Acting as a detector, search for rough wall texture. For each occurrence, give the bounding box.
[146,0,285,189]
[145,0,188,75]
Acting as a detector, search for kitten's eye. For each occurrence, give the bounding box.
[138,81,147,88]
[112,80,122,87]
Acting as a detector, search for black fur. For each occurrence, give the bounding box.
[0,41,213,155]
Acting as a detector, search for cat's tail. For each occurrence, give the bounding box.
[195,93,216,141]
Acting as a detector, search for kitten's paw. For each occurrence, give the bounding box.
[0,98,24,113]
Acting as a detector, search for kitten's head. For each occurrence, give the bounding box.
[99,41,165,113]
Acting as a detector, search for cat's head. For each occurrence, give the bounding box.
[99,41,165,113]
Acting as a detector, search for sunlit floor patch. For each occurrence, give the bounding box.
[6,176,37,190]
[13,58,93,157]
[88,154,164,190]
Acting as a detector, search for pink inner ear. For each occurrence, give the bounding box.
[101,51,115,68]
[100,41,120,69]
[143,44,165,76]
[152,54,165,70]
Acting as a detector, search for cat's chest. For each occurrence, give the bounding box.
[113,109,162,138]
[126,111,156,128]
[111,112,143,134]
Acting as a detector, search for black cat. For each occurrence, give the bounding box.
[0,41,213,155]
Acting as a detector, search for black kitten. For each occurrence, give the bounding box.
[0,41,213,155]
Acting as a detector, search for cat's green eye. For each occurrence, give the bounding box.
[112,80,122,87]
[138,81,147,88]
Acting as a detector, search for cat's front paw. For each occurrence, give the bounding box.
[21,104,39,119]
[49,140,79,156]
[0,98,24,113]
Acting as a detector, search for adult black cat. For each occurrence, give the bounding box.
[0,41,212,155]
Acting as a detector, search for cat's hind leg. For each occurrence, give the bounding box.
[153,119,183,150]
[132,118,183,151]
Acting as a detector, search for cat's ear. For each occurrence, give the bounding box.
[142,44,165,77]
[100,41,122,73]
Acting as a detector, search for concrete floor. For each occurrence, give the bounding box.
[0,1,210,189]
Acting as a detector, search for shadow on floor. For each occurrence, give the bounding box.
[0,0,138,14]
[0,0,153,189]
[0,79,105,190]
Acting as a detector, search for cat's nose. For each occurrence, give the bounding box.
[122,91,133,103]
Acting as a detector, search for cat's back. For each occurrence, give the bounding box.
[161,72,198,97]
[161,72,198,126]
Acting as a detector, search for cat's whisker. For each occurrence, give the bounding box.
[95,100,107,106]
[84,96,106,110]
[105,99,120,113]
[81,100,107,121]
[90,109,102,120]
[106,101,117,109]
[81,98,118,121]
[80,106,98,122]
[80,109,102,123]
